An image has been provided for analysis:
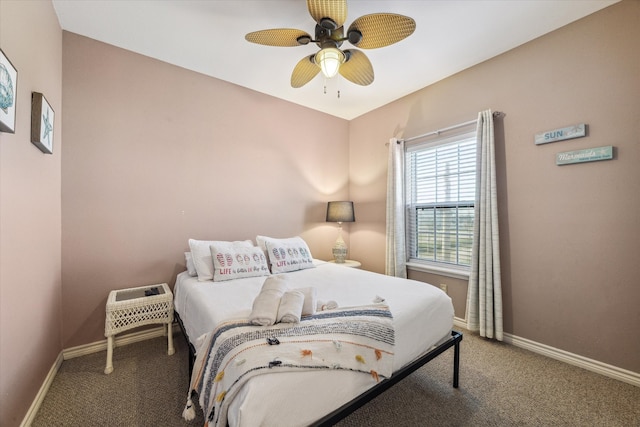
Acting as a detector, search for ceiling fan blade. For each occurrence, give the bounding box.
[307,0,347,28]
[348,13,416,49]
[339,50,374,86]
[291,55,320,88]
[245,29,311,47]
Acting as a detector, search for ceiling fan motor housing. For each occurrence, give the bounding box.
[315,24,344,48]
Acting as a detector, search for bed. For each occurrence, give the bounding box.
[175,236,462,426]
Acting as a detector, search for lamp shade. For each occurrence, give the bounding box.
[326,201,355,223]
[315,47,345,79]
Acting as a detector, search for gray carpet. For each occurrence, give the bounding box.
[33,328,639,426]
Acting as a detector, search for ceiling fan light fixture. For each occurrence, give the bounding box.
[315,47,345,79]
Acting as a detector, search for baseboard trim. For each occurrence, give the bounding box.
[63,324,177,360]
[453,317,467,330]
[502,332,640,387]
[452,318,638,387]
[22,324,178,426]
[20,351,63,427]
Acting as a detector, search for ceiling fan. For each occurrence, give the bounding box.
[245,0,416,88]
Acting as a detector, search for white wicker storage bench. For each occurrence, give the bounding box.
[104,282,174,374]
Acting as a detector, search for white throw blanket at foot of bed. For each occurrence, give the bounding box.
[184,304,395,427]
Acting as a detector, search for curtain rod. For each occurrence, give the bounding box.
[400,111,505,144]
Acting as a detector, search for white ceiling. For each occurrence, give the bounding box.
[52,0,618,120]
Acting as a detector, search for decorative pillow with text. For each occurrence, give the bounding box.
[210,244,271,282]
[188,239,253,281]
[259,236,315,274]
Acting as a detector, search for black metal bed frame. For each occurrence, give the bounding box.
[174,311,462,426]
[175,312,197,375]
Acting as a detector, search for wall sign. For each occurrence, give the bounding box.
[556,146,613,166]
[535,123,586,145]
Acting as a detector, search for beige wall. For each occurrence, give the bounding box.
[349,1,640,372]
[0,1,63,425]
[61,33,350,348]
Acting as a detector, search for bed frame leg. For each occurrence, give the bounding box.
[453,337,460,388]
[174,313,196,376]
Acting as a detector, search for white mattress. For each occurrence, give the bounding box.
[174,260,454,426]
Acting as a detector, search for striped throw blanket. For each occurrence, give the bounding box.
[184,304,395,427]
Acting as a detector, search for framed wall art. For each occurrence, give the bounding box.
[0,48,18,133]
[31,92,55,154]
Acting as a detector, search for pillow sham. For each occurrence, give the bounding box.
[210,244,271,282]
[257,235,315,274]
[188,239,253,281]
[184,252,197,277]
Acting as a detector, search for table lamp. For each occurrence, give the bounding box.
[326,201,355,263]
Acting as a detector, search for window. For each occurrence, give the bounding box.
[405,130,476,269]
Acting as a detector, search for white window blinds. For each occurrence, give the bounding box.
[405,130,477,267]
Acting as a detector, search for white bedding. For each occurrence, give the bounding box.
[174,260,454,427]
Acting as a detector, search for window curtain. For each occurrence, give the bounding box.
[466,110,504,341]
[385,138,407,278]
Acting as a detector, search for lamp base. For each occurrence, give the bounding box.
[332,223,348,263]
[332,247,347,264]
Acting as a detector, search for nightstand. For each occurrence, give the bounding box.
[328,260,361,268]
[104,283,174,374]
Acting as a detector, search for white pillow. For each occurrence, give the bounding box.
[188,239,253,281]
[184,252,197,277]
[257,235,315,274]
[210,245,271,282]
